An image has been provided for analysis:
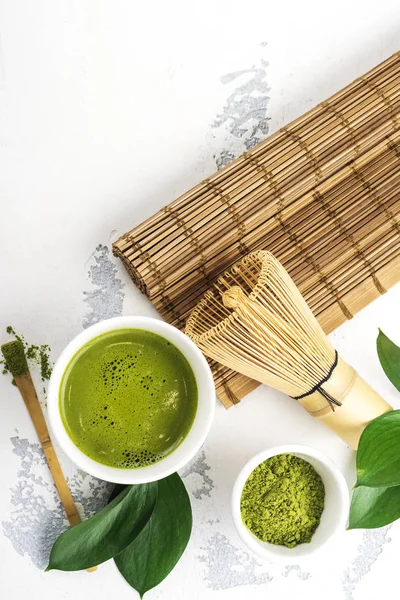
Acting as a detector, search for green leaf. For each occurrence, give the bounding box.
[377,329,400,391]
[349,484,400,529]
[115,473,192,598]
[47,482,157,571]
[356,410,400,488]
[109,484,127,503]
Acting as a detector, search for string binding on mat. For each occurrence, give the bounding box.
[291,350,341,411]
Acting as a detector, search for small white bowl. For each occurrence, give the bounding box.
[232,444,349,562]
[48,316,215,484]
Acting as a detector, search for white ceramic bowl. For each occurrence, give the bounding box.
[232,444,349,562]
[48,316,215,484]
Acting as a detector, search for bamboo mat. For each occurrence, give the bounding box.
[113,51,400,408]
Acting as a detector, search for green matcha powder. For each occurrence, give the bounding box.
[241,454,325,548]
[1,326,52,388]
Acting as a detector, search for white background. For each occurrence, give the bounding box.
[1,1,400,599]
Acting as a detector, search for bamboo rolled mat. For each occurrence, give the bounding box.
[113,51,400,408]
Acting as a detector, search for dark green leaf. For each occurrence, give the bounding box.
[47,482,157,571]
[377,330,400,392]
[356,410,400,488]
[109,484,127,503]
[349,484,400,529]
[115,473,192,598]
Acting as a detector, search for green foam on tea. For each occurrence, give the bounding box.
[59,329,198,469]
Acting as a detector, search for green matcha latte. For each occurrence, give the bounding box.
[59,329,198,469]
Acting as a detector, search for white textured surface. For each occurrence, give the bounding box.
[1,2,400,599]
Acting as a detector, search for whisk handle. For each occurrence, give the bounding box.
[299,357,392,449]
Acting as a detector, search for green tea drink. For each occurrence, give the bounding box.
[60,329,198,469]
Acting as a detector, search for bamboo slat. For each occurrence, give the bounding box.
[114,51,400,408]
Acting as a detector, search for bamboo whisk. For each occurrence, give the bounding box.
[185,251,392,449]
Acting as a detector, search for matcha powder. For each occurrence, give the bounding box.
[241,454,325,548]
[1,326,53,385]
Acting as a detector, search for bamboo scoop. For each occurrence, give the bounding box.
[1,340,96,572]
[185,251,392,449]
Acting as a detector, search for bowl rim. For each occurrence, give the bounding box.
[231,443,350,563]
[48,316,215,484]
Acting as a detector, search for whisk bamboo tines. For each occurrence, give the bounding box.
[185,251,392,449]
